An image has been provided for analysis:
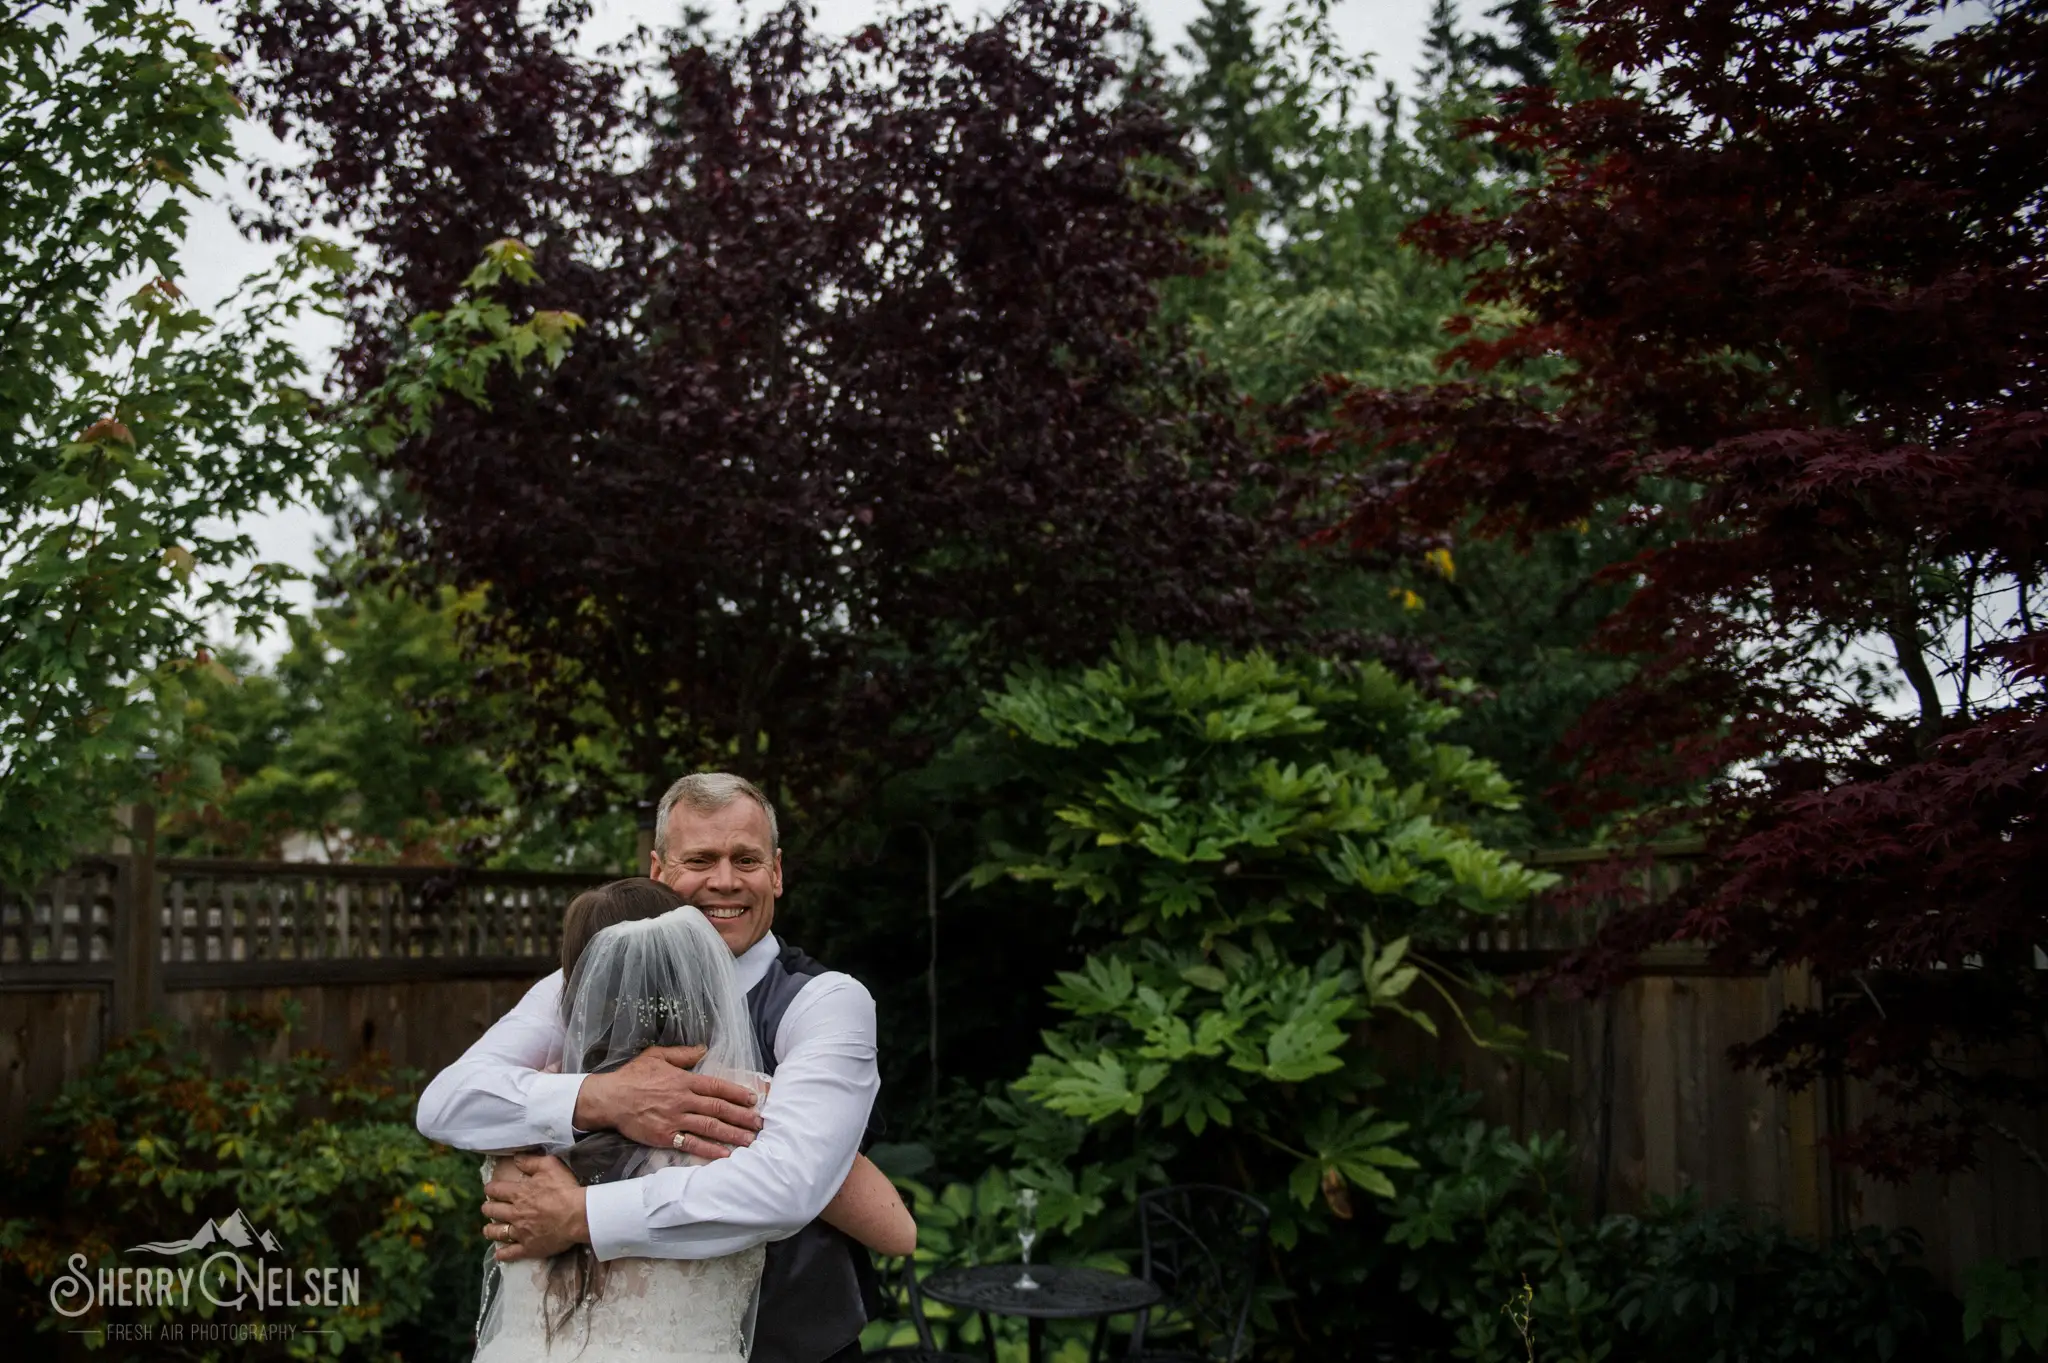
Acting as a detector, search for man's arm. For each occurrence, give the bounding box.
[417,972,586,1153]
[582,972,879,1262]
[419,972,767,1157]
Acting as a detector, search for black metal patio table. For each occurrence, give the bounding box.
[919,1264,1163,1363]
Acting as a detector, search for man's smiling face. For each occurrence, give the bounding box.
[650,799,782,956]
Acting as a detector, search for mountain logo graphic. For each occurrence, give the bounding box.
[128,1208,284,1256]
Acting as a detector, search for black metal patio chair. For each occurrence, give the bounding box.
[1129,1185,1271,1363]
[865,1256,982,1363]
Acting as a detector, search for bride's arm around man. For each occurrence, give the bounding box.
[414,773,890,1268]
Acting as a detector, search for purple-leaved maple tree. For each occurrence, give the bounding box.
[1315,0,2047,1177]
[230,0,1294,824]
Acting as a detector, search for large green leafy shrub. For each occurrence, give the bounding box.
[948,642,1979,1360]
[1965,1259,2048,1363]
[0,1012,481,1361]
[956,640,1555,1353]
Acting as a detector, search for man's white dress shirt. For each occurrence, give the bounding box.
[416,931,878,1262]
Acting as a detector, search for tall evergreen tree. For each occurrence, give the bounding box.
[1418,0,1472,90]
[1154,0,1657,840]
[1174,0,1288,218]
[1464,0,1560,90]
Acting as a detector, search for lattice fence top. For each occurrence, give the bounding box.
[0,859,122,967]
[1,858,613,986]
[0,844,1707,987]
[1452,843,1704,957]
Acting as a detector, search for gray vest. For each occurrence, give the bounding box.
[747,944,879,1363]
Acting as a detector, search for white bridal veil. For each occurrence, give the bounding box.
[473,905,764,1356]
[562,906,762,1105]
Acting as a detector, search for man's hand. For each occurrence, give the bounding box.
[482,1155,590,1262]
[573,1044,763,1156]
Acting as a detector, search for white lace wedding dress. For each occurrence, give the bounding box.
[473,1151,764,1363]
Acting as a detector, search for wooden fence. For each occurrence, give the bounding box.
[1,843,2038,1292]
[0,845,604,1148]
[1412,845,2047,1289]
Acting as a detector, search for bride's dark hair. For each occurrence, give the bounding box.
[558,877,687,982]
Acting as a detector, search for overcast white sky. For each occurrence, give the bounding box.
[172,0,1472,641]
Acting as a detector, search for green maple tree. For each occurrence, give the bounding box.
[0,1,355,884]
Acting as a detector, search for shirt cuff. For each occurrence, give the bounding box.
[526,1072,587,1153]
[586,1172,688,1261]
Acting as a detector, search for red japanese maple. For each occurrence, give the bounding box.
[1320,0,2047,1176]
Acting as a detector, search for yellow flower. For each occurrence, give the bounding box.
[1423,547,1456,581]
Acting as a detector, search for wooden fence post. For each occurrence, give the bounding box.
[635,801,658,875]
[1781,963,1828,1239]
[110,803,161,1036]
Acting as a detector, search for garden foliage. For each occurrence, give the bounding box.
[1160,0,1657,834]
[1162,0,1528,402]
[0,6,591,889]
[230,0,1294,824]
[164,572,512,865]
[162,244,628,870]
[889,1098,1989,1363]
[1965,1258,2048,1363]
[1372,1084,1976,1363]
[916,640,1985,1360]
[0,1013,481,1361]
[960,640,1555,1349]
[162,553,634,871]
[0,1,346,887]
[1320,0,2048,1175]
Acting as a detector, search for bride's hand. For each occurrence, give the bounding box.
[572,1044,765,1156]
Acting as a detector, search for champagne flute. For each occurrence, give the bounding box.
[1014,1187,1040,1291]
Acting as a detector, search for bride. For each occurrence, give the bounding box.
[473,880,914,1362]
